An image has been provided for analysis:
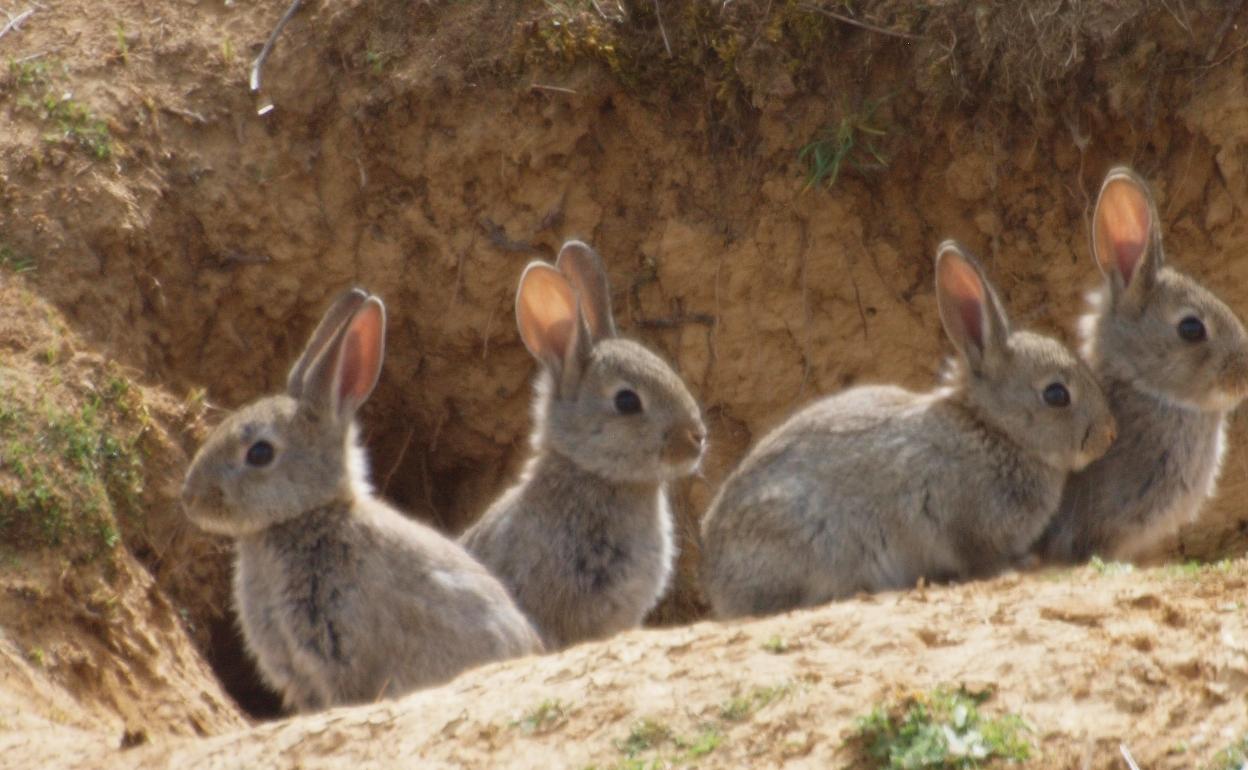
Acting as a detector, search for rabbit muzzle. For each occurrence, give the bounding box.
[661,423,706,476]
[1210,355,1248,411]
[180,480,228,532]
[1073,416,1117,470]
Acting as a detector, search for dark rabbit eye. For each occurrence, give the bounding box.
[1177,316,1206,342]
[1042,383,1070,408]
[245,440,275,467]
[614,389,643,415]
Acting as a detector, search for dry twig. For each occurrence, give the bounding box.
[0,7,34,42]
[653,0,672,57]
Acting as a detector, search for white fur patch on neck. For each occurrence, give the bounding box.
[528,368,554,451]
[346,422,374,498]
[1077,286,1108,362]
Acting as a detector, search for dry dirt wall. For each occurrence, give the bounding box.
[1,0,1248,709]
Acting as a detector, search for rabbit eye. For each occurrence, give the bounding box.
[1042,383,1070,408]
[613,389,643,415]
[1177,316,1206,342]
[245,440,275,467]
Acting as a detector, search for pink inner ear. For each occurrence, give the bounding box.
[543,317,575,362]
[957,295,984,351]
[1114,235,1147,285]
[517,264,580,363]
[1098,179,1151,285]
[338,329,366,405]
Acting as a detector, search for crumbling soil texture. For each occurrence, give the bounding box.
[0,0,1247,766]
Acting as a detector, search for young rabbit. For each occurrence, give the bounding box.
[460,240,707,650]
[181,289,543,712]
[699,242,1116,618]
[1035,167,1248,563]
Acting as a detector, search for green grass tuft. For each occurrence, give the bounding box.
[0,244,36,274]
[8,59,113,160]
[513,699,568,735]
[852,686,1033,769]
[0,369,148,562]
[1089,555,1133,576]
[1205,733,1248,770]
[761,635,789,654]
[799,97,890,191]
[719,682,793,722]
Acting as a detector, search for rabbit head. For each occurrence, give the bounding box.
[1080,167,1248,412]
[182,289,386,537]
[515,240,706,484]
[937,241,1116,472]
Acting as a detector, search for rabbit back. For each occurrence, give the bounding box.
[700,384,1065,617]
[237,497,542,711]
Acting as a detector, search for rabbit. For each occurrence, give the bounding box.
[180,288,543,713]
[460,240,707,650]
[1034,167,1248,563]
[699,241,1117,618]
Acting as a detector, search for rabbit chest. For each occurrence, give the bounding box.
[234,505,365,673]
[465,460,676,648]
[1058,379,1228,559]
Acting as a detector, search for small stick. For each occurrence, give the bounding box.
[250,0,304,93]
[652,0,672,57]
[530,83,578,95]
[0,8,34,42]
[1119,744,1141,770]
[161,105,208,125]
[798,3,923,41]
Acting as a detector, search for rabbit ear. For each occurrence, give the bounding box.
[1092,167,1163,298]
[516,262,591,394]
[935,241,1011,374]
[287,288,369,399]
[555,240,616,341]
[299,296,386,422]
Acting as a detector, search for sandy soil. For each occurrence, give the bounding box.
[3,560,1246,769]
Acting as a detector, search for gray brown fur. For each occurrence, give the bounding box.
[700,242,1116,618]
[1035,167,1248,562]
[461,241,706,650]
[182,290,542,712]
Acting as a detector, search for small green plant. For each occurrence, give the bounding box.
[364,49,389,75]
[9,59,113,160]
[799,98,890,191]
[616,719,673,757]
[8,59,50,89]
[852,686,1033,769]
[1165,558,1233,578]
[599,721,722,769]
[1205,733,1248,770]
[0,244,35,274]
[1089,555,1133,576]
[0,371,147,559]
[761,635,789,654]
[114,22,129,65]
[719,682,792,722]
[26,646,46,667]
[513,699,568,735]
